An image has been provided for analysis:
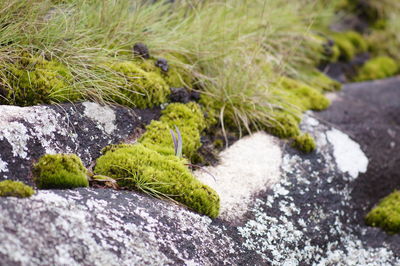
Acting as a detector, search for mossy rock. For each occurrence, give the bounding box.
[354,56,398,82]
[291,133,316,153]
[0,180,35,198]
[94,143,220,218]
[140,102,206,160]
[34,154,89,189]
[1,55,79,106]
[365,190,400,234]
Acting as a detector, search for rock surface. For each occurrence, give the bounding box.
[0,102,159,185]
[1,77,400,265]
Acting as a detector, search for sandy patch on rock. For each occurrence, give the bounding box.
[194,132,282,222]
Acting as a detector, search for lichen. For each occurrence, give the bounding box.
[354,56,398,81]
[94,143,220,218]
[0,180,35,198]
[0,55,79,106]
[140,102,206,160]
[33,154,89,189]
[291,133,316,153]
[365,190,400,234]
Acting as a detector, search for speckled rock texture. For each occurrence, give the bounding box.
[0,102,159,185]
[1,77,400,265]
[1,113,400,265]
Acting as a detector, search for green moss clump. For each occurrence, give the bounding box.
[306,70,342,92]
[95,101,219,217]
[264,110,301,139]
[110,61,170,108]
[136,58,192,88]
[278,77,331,111]
[109,57,193,108]
[332,31,368,61]
[0,180,35,198]
[94,143,220,218]
[291,133,316,153]
[34,154,89,189]
[365,190,400,234]
[264,77,330,140]
[1,55,78,106]
[140,102,206,160]
[354,56,398,81]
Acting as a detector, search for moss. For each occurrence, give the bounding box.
[306,70,342,92]
[140,102,206,160]
[367,30,400,61]
[110,61,170,108]
[94,143,220,218]
[277,77,331,111]
[344,31,369,53]
[34,154,89,189]
[0,180,35,198]
[333,35,356,61]
[264,77,329,144]
[354,56,398,81]
[109,58,192,108]
[265,111,301,139]
[365,190,400,234]
[94,101,218,217]
[291,133,316,153]
[332,31,368,61]
[309,34,340,63]
[1,55,79,106]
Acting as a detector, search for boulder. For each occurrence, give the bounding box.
[1,77,400,265]
[0,102,159,185]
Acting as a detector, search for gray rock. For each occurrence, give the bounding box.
[0,102,159,185]
[1,77,400,265]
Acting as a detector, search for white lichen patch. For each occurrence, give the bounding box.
[0,189,238,265]
[195,132,282,222]
[316,236,400,266]
[237,119,397,265]
[82,102,117,135]
[0,121,29,158]
[0,157,8,173]
[326,129,368,179]
[0,105,72,159]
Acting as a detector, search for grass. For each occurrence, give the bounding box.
[0,0,340,135]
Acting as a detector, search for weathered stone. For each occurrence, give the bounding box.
[0,102,159,185]
[1,78,400,265]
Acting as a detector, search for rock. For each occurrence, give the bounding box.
[1,110,400,264]
[169,87,200,104]
[317,76,400,235]
[1,78,400,264]
[155,58,169,72]
[0,102,159,185]
[169,87,191,103]
[133,42,150,59]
